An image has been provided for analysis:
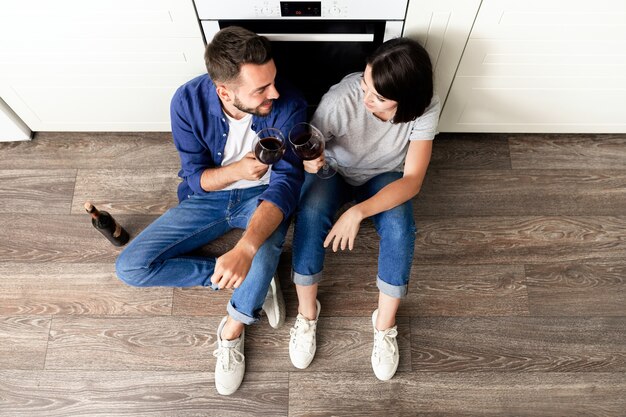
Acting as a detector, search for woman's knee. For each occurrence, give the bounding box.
[376,206,417,245]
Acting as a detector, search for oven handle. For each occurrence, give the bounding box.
[259,33,375,42]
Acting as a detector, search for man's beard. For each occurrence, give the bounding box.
[233,96,273,117]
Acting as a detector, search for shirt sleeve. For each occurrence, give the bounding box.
[170,89,212,195]
[257,92,308,219]
[409,94,441,141]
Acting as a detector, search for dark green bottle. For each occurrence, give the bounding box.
[84,202,129,246]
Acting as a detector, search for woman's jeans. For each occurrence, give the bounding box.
[115,185,288,325]
[292,172,416,298]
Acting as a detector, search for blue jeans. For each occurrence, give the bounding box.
[292,172,416,298]
[115,185,288,325]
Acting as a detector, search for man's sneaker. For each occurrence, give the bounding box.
[371,309,399,381]
[213,316,245,395]
[289,299,321,369]
[262,276,286,329]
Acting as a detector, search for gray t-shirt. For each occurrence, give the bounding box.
[311,72,441,186]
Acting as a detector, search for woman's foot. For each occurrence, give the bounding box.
[289,299,321,369]
[371,309,399,380]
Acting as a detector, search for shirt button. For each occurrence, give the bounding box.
[217,152,222,156]
[223,133,226,137]
[221,118,225,122]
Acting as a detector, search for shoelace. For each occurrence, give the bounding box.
[213,344,244,372]
[373,328,398,361]
[290,316,315,352]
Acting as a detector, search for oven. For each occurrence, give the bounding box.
[193,0,408,105]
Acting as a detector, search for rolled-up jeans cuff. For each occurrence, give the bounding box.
[227,301,259,325]
[377,276,408,299]
[293,270,323,286]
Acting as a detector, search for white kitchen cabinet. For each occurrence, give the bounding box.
[403,0,482,108]
[439,0,626,133]
[0,0,206,131]
[0,98,31,141]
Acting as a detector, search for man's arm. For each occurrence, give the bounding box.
[210,200,283,289]
[200,152,269,191]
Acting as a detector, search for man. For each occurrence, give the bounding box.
[115,26,306,395]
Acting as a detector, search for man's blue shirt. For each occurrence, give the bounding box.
[170,73,307,219]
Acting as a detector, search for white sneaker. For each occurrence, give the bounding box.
[262,276,286,329]
[371,309,399,381]
[289,299,321,369]
[213,316,245,395]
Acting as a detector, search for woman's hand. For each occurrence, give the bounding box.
[303,155,325,174]
[324,206,364,251]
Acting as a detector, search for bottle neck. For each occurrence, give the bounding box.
[85,202,101,220]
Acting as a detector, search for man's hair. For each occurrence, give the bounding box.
[366,38,434,124]
[205,26,273,84]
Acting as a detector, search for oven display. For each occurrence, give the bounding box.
[280,2,321,17]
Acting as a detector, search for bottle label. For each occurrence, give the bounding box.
[113,222,122,238]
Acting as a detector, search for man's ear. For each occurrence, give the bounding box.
[215,84,233,102]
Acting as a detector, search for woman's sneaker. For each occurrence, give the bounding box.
[371,309,399,381]
[213,316,245,395]
[262,276,286,329]
[289,299,321,369]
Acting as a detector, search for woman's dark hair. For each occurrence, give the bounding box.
[366,38,433,124]
[205,26,273,83]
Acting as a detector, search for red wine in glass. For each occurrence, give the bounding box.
[288,122,336,178]
[290,132,322,160]
[253,128,286,165]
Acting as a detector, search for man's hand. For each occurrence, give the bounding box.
[209,201,284,290]
[200,152,268,191]
[236,152,269,180]
[210,241,256,289]
[303,155,325,174]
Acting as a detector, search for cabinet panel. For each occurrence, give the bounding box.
[0,0,205,131]
[0,0,201,39]
[2,75,194,131]
[456,40,626,78]
[440,76,626,133]
[440,0,626,133]
[470,0,626,40]
[0,39,205,76]
[403,0,481,103]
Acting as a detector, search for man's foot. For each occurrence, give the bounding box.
[213,316,245,395]
[289,299,321,369]
[371,309,399,381]
[262,276,286,329]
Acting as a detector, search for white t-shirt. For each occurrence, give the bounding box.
[220,112,271,191]
[311,72,441,186]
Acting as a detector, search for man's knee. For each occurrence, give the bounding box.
[115,249,149,287]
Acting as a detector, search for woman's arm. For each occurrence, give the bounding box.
[324,139,433,251]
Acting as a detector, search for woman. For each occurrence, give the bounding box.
[288,37,440,380]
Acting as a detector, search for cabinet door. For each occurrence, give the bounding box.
[403,0,481,106]
[0,0,206,131]
[439,0,626,133]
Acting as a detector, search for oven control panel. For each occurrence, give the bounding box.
[195,0,407,20]
[254,1,347,18]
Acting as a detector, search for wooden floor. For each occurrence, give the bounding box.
[1,132,625,416]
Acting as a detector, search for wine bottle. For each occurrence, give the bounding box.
[84,202,129,246]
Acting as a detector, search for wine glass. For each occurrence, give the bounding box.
[252,127,286,165]
[288,122,337,179]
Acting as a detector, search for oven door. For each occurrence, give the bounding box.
[202,19,403,105]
